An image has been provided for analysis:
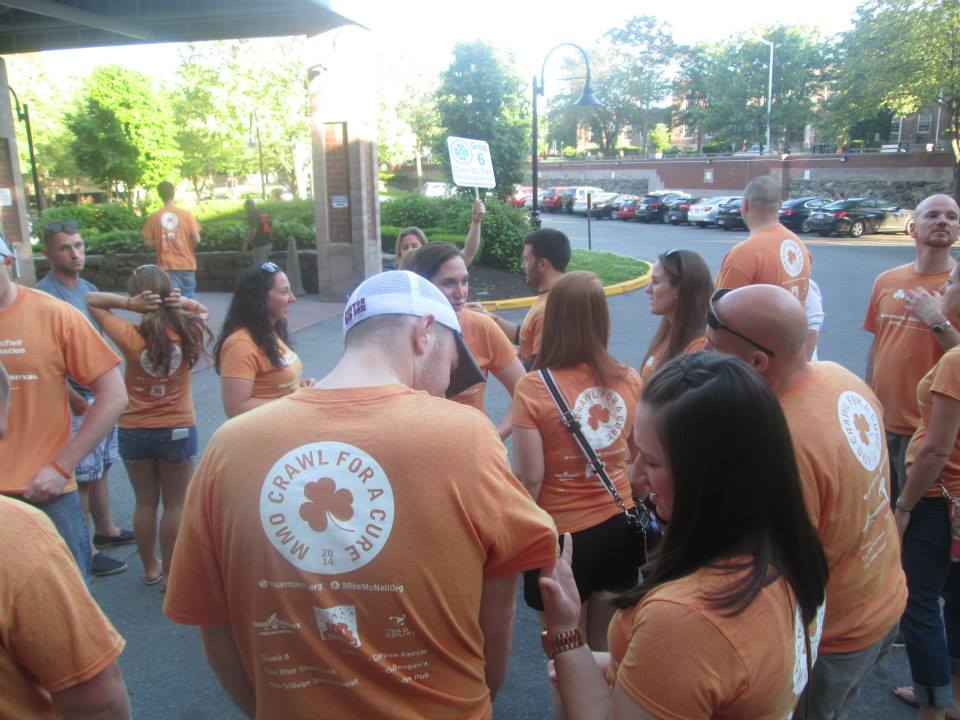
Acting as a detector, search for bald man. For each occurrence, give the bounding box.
[707,284,906,720]
[716,175,812,304]
[865,193,960,506]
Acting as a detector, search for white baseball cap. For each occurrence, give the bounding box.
[0,234,11,258]
[343,270,485,398]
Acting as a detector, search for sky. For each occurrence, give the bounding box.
[18,0,865,92]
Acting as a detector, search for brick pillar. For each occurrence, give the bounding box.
[0,59,35,285]
[307,27,380,299]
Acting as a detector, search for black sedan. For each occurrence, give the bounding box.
[804,198,913,238]
[664,196,703,225]
[634,192,690,222]
[716,198,746,230]
[779,196,830,233]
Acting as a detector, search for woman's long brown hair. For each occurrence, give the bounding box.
[127,266,211,376]
[535,271,626,387]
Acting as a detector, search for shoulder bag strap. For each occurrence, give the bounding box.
[539,367,632,516]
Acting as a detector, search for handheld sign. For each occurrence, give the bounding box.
[446,137,496,196]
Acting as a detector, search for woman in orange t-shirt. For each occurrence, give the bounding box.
[640,248,713,381]
[404,242,525,438]
[213,262,309,418]
[539,352,829,719]
[894,260,960,715]
[512,271,644,655]
[87,265,211,586]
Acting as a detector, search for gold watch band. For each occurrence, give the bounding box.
[541,628,585,659]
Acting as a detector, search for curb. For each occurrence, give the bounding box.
[478,263,653,311]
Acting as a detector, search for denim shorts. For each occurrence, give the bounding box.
[166,270,197,299]
[118,426,199,464]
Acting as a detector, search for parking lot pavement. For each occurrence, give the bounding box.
[89,219,921,718]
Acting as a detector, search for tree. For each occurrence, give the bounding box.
[397,83,441,186]
[434,41,529,197]
[673,27,832,152]
[171,43,254,200]
[830,0,960,199]
[648,123,671,154]
[67,66,181,200]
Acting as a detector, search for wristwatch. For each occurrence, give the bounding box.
[932,319,953,334]
[541,628,585,659]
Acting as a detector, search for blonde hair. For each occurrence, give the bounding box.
[394,227,427,262]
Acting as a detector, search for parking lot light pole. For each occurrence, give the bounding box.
[8,86,44,212]
[759,38,775,155]
[531,42,600,228]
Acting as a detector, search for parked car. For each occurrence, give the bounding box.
[779,196,830,233]
[610,194,640,220]
[617,198,641,221]
[804,198,913,238]
[508,185,532,207]
[572,191,621,218]
[635,191,691,222]
[663,195,703,225]
[716,198,746,230]
[423,181,452,198]
[564,186,604,213]
[541,187,568,212]
[686,196,741,227]
[524,189,546,209]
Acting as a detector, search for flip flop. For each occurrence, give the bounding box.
[892,687,960,718]
[144,574,164,586]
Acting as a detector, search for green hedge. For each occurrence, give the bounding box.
[36,196,530,272]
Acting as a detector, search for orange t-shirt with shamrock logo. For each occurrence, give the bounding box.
[778,361,905,652]
[640,335,708,381]
[716,223,811,303]
[908,345,960,498]
[164,385,557,720]
[512,362,643,533]
[219,328,302,400]
[141,206,201,271]
[519,292,548,363]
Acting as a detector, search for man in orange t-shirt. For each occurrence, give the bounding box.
[708,284,906,719]
[141,180,202,298]
[864,194,960,504]
[0,236,126,578]
[488,229,571,369]
[716,175,812,304]
[165,271,557,719]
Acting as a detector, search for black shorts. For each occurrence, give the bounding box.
[523,512,640,611]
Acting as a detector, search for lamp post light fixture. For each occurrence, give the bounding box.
[248,110,266,200]
[759,38,775,156]
[530,42,600,228]
[8,86,44,212]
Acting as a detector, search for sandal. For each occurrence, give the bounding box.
[892,687,960,718]
[144,574,164,586]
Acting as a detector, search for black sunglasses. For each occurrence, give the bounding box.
[134,263,159,274]
[707,288,777,358]
[44,220,79,236]
[662,248,682,278]
[261,262,279,273]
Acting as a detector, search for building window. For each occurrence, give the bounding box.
[917,114,932,134]
[684,124,695,138]
[890,117,902,135]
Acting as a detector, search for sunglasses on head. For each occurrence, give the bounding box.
[662,248,682,278]
[134,263,159,274]
[44,220,79,235]
[261,262,279,273]
[707,288,777,358]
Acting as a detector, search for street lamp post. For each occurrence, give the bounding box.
[249,111,266,200]
[759,38,775,155]
[530,43,600,228]
[8,86,44,212]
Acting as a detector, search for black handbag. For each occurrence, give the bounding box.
[539,368,661,564]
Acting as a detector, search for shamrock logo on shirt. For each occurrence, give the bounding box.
[300,478,355,533]
[854,414,872,446]
[588,404,611,431]
[787,248,798,266]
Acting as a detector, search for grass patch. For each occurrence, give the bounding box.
[568,250,650,285]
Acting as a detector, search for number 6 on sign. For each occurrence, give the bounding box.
[446,136,496,191]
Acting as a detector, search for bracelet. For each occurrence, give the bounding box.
[895,498,914,513]
[50,460,72,480]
